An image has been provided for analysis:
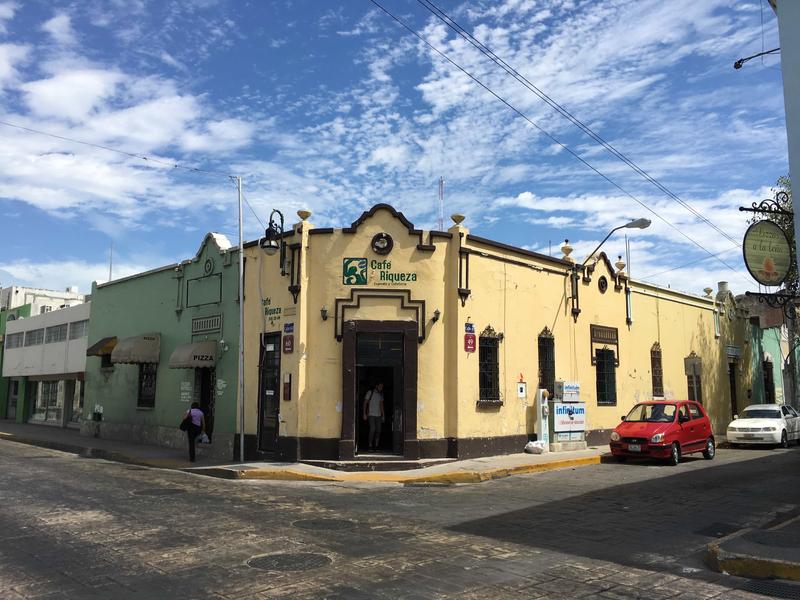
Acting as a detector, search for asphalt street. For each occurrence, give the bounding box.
[1,439,799,599]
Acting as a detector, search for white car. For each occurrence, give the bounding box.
[727,404,800,448]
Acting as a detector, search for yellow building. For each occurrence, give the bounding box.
[242,204,750,461]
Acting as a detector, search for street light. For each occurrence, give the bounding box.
[582,218,651,266]
[261,209,286,276]
[569,218,651,322]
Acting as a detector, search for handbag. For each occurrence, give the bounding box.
[179,413,191,431]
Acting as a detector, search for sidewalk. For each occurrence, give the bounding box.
[706,512,800,582]
[0,419,606,483]
[0,420,223,469]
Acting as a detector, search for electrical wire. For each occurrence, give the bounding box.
[0,119,234,178]
[640,246,741,281]
[415,0,741,248]
[368,0,747,280]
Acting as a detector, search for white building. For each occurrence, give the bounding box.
[2,302,90,426]
[769,1,800,268]
[0,285,85,316]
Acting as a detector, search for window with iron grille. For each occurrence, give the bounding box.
[650,343,664,398]
[24,329,44,346]
[45,324,68,343]
[595,348,617,406]
[69,320,89,340]
[479,335,500,403]
[538,329,555,395]
[137,363,158,409]
[5,332,23,349]
[687,374,702,404]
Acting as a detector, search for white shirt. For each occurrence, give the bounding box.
[366,389,383,417]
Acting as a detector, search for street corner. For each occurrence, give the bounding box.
[705,515,800,582]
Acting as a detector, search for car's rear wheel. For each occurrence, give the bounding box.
[702,438,715,460]
[780,430,789,449]
[668,443,680,466]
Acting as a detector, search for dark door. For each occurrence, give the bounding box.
[198,368,215,440]
[356,333,404,456]
[64,380,76,425]
[258,332,281,452]
[728,363,738,418]
[6,380,18,420]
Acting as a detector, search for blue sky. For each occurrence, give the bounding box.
[0,0,788,296]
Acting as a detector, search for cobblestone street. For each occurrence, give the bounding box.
[1,439,799,599]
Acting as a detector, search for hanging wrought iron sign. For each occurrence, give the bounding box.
[742,220,792,287]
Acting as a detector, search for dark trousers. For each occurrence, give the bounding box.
[368,416,382,449]
[187,424,201,461]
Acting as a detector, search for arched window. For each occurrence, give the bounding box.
[538,327,555,395]
[650,342,664,398]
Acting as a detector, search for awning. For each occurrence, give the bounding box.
[168,340,217,369]
[86,336,118,357]
[111,333,160,364]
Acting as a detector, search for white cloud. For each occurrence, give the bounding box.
[41,12,77,46]
[0,258,157,292]
[21,69,123,121]
[0,42,28,86]
[0,2,17,34]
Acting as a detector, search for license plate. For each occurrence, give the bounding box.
[628,444,641,452]
[743,434,756,438]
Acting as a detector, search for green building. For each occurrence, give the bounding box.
[0,303,32,420]
[82,233,241,460]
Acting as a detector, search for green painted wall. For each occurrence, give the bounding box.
[0,304,31,420]
[83,236,240,451]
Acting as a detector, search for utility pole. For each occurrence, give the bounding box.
[236,176,246,462]
[108,242,113,282]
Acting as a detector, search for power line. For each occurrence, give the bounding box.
[640,246,741,280]
[368,0,746,279]
[0,119,234,178]
[415,0,741,248]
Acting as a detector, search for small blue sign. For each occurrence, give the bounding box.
[284,322,294,334]
[464,323,474,333]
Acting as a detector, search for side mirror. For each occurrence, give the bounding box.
[620,415,626,421]
[733,415,738,420]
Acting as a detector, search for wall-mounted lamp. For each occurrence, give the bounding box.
[260,209,287,275]
[432,309,441,323]
[320,306,329,321]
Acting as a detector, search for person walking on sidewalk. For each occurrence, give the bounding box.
[362,382,384,452]
[184,402,205,462]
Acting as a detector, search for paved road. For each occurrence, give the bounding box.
[1,439,799,599]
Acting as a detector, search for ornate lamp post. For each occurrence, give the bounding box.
[260,209,287,276]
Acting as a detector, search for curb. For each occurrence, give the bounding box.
[193,454,602,484]
[704,517,800,582]
[0,432,193,470]
[1,431,603,484]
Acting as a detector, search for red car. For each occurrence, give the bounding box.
[609,400,715,465]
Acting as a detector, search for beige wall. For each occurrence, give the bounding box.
[243,205,750,455]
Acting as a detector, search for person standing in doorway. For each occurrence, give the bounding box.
[185,402,205,462]
[363,382,385,452]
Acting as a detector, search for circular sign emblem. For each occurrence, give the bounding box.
[742,220,791,287]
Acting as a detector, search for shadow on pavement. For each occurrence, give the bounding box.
[449,450,800,591]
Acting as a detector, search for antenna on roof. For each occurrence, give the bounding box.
[437,176,445,231]
[108,242,113,282]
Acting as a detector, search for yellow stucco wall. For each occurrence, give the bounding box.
[243,205,750,456]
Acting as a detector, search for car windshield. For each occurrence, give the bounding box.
[625,403,676,422]
[742,409,781,419]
